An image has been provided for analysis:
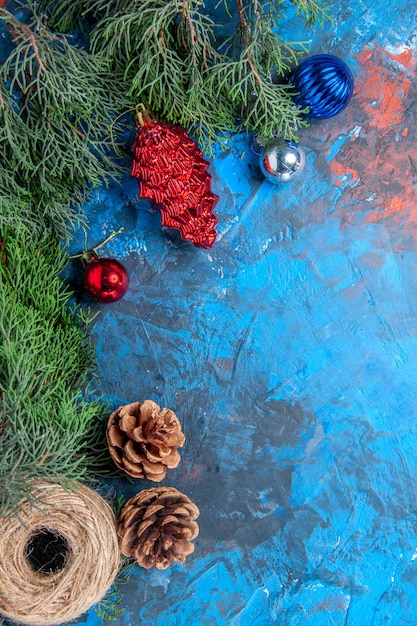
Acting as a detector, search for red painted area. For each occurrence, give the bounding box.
[355,45,413,131]
[365,188,417,230]
[376,44,416,70]
[323,43,417,241]
[330,160,360,188]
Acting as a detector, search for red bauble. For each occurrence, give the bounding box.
[83,256,129,303]
[131,109,218,249]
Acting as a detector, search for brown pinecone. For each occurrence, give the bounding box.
[106,400,185,481]
[118,487,200,569]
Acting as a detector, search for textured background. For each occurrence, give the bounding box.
[9,0,417,624]
[75,1,417,624]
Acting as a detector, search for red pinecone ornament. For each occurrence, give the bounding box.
[131,107,218,249]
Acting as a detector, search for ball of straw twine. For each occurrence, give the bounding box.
[0,481,121,626]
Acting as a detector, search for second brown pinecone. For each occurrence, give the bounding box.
[106,400,185,481]
[118,487,200,569]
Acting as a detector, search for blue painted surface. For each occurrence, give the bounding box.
[6,0,417,624]
[63,1,417,622]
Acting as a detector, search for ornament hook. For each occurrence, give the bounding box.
[71,227,125,262]
[92,227,125,254]
[109,104,155,155]
[134,104,155,128]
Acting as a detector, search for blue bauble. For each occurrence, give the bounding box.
[290,54,354,119]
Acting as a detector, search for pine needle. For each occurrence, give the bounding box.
[35,0,332,154]
[0,233,110,519]
[0,5,130,239]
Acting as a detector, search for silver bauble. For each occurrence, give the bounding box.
[260,139,306,183]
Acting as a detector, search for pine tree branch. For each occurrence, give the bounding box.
[35,0,331,153]
[3,13,48,72]
[0,234,111,519]
[0,5,130,239]
[290,0,333,26]
[235,0,262,85]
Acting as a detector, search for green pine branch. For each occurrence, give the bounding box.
[290,0,332,26]
[0,233,110,519]
[35,0,331,153]
[94,555,135,621]
[0,6,130,239]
